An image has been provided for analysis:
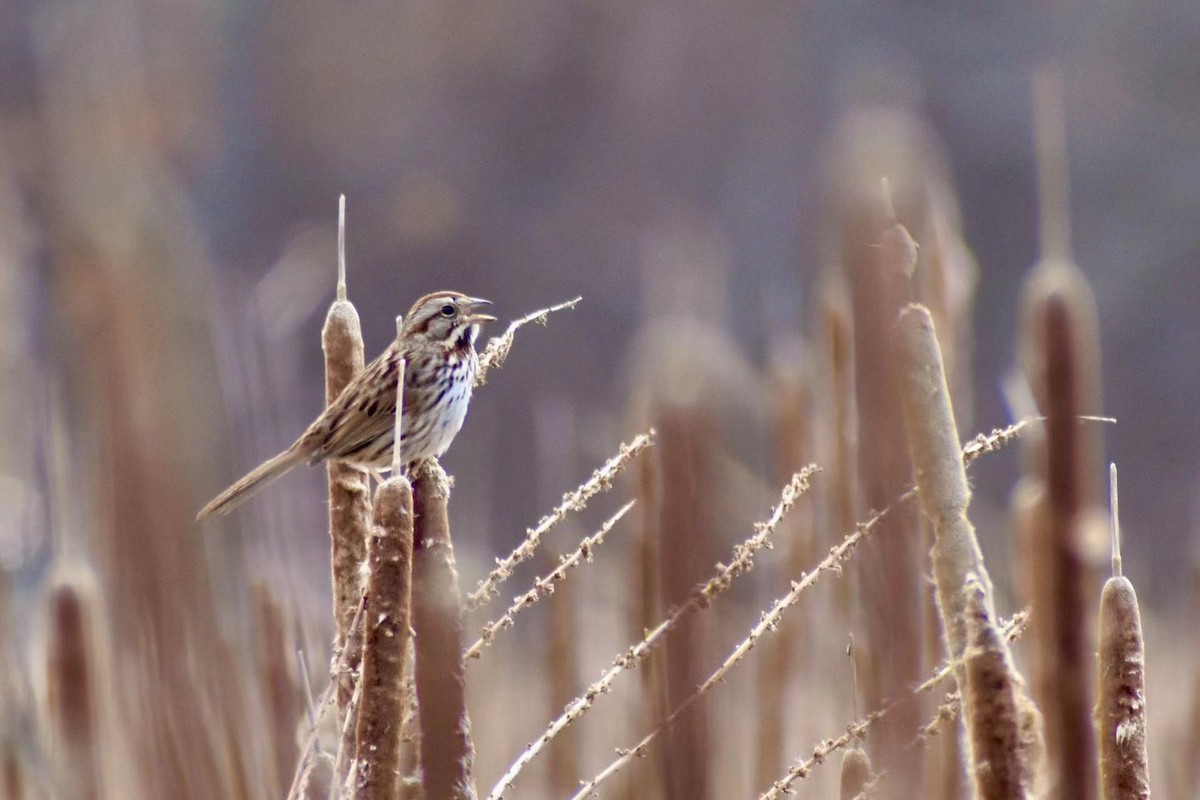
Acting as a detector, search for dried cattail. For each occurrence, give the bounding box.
[411,460,476,800]
[1018,264,1104,799]
[755,359,813,789]
[533,400,581,798]
[1017,69,1104,799]
[819,277,858,625]
[354,476,415,800]
[1095,464,1149,799]
[962,575,1037,799]
[44,570,105,800]
[251,583,299,797]
[896,301,988,669]
[840,748,873,799]
[839,191,924,787]
[895,302,1045,786]
[632,434,669,800]
[324,195,372,729]
[398,647,424,800]
[653,403,717,800]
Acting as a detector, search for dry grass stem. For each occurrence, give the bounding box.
[354,478,416,800]
[466,500,635,661]
[486,468,818,800]
[962,415,1112,469]
[411,461,476,800]
[576,472,949,800]
[1095,463,1149,800]
[760,710,890,799]
[288,593,368,800]
[475,296,582,384]
[913,610,1030,696]
[764,610,1029,800]
[466,430,654,610]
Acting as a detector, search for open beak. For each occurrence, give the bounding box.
[466,297,497,323]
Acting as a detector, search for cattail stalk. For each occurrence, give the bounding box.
[324,195,372,729]
[1018,71,1103,799]
[895,300,1044,789]
[841,193,924,786]
[962,575,1035,799]
[353,476,415,799]
[411,459,476,800]
[840,748,873,799]
[1095,464,1149,799]
[755,363,813,789]
[821,280,858,624]
[1019,261,1103,799]
[252,583,298,797]
[45,575,102,800]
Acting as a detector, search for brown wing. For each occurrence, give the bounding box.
[303,344,403,463]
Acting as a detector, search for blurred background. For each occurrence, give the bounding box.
[2,1,1199,798]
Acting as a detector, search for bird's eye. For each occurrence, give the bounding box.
[440,304,456,317]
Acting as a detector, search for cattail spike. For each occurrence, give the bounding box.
[337,194,347,302]
[1110,463,1122,578]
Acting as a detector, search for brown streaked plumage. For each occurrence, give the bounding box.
[197,291,495,520]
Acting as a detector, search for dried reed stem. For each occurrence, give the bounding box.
[323,197,372,730]
[466,430,653,610]
[353,478,415,800]
[844,202,925,787]
[487,468,817,800]
[1095,463,1149,800]
[821,280,858,624]
[962,575,1036,799]
[763,610,1029,800]
[576,475,947,800]
[840,748,874,799]
[466,500,635,660]
[252,584,298,797]
[288,594,367,800]
[475,296,582,384]
[756,363,813,788]
[411,460,476,800]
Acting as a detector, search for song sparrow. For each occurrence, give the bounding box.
[197,291,495,520]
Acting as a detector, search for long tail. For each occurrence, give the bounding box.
[197,447,308,521]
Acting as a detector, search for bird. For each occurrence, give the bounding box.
[197,291,495,520]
